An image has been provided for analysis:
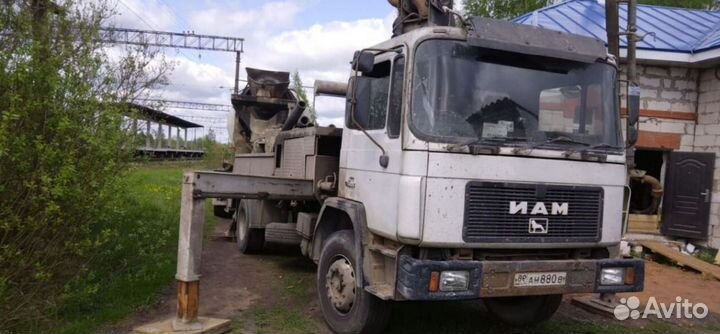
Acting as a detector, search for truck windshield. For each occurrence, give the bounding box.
[411,39,622,152]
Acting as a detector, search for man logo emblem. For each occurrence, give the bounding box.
[529,218,548,234]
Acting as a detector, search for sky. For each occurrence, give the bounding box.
[106,0,410,143]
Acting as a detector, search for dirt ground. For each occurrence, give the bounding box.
[114,220,720,334]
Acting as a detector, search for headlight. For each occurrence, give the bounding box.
[440,271,469,292]
[600,268,625,285]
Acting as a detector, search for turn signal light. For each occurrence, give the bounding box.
[625,267,635,285]
[429,271,440,292]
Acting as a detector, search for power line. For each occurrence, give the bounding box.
[116,0,198,62]
[158,0,195,33]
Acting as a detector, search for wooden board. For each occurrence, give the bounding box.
[134,317,231,334]
[639,241,720,281]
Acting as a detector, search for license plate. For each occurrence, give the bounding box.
[513,272,567,287]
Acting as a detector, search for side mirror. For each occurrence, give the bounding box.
[627,126,639,147]
[627,83,641,126]
[352,51,375,74]
[626,83,641,147]
[346,76,372,129]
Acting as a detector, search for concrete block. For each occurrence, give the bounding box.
[674,79,695,90]
[645,99,671,111]
[670,102,695,113]
[700,93,720,104]
[670,67,689,78]
[679,145,694,152]
[639,120,662,132]
[688,68,700,80]
[698,112,719,124]
[700,68,715,82]
[662,79,673,89]
[659,121,687,134]
[645,66,669,77]
[711,237,720,250]
[685,123,697,135]
[681,134,695,146]
[639,77,661,88]
[660,90,684,100]
[695,135,716,147]
[704,124,720,135]
[685,92,698,102]
[642,89,659,99]
[711,214,720,227]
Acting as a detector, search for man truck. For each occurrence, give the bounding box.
[179,1,644,333]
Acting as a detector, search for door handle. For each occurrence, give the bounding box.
[701,189,711,203]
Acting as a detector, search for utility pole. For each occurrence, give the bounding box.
[605,0,620,59]
[625,0,639,170]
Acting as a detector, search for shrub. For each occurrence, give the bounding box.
[0,1,169,331]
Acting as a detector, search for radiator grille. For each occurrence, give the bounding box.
[463,182,603,243]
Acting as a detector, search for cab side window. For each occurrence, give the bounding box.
[387,57,405,138]
[346,61,391,130]
[365,61,391,130]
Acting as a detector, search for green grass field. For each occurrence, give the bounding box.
[56,163,217,334]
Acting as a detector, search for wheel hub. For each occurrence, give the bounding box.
[325,256,356,313]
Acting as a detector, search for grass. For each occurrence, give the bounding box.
[55,163,219,334]
[229,252,718,334]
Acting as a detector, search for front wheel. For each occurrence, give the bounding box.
[483,294,562,326]
[234,201,264,254]
[317,230,391,334]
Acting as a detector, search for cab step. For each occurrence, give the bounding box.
[364,284,394,300]
[367,243,399,259]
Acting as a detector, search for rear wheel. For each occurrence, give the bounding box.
[234,201,265,254]
[483,294,562,326]
[317,230,391,334]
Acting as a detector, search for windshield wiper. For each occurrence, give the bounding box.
[577,143,624,155]
[523,136,590,150]
[585,143,623,150]
[446,136,528,154]
[481,136,530,144]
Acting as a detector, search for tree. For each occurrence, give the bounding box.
[292,70,317,124]
[462,0,719,19]
[462,0,553,19]
[0,0,170,330]
[638,0,718,9]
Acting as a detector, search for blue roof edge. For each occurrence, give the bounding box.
[510,0,720,55]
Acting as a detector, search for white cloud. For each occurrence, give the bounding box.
[106,0,177,30]
[189,1,302,37]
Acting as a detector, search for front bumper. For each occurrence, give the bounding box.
[396,255,644,300]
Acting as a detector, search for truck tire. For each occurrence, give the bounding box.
[235,201,264,254]
[317,230,391,334]
[483,294,562,326]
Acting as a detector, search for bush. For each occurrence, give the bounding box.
[0,1,169,331]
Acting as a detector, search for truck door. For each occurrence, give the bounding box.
[661,152,715,239]
[339,52,405,238]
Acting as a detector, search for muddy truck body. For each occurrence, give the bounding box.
[193,2,644,333]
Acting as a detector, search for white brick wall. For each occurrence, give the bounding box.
[694,68,720,248]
